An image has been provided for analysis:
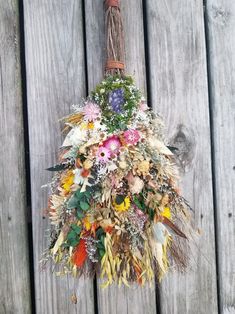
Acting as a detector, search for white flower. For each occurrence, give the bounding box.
[136,110,148,122]
[129,176,144,194]
[93,120,107,132]
[73,168,85,185]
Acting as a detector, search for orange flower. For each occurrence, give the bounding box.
[81,169,90,177]
[72,239,87,267]
[91,222,98,236]
[104,226,113,234]
[87,122,94,129]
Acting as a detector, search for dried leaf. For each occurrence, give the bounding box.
[52,231,64,256]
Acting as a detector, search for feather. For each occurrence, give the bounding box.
[155,242,165,272]
[152,222,168,244]
[72,239,88,267]
[162,217,187,239]
[150,238,166,273]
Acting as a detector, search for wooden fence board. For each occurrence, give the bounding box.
[146,1,218,313]
[23,1,94,313]
[0,0,31,313]
[205,1,235,313]
[85,0,157,313]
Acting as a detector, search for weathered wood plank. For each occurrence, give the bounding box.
[122,0,147,92]
[146,1,218,313]
[23,1,94,313]
[205,1,235,313]
[85,1,157,313]
[0,1,31,313]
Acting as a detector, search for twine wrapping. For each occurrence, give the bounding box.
[104,0,125,75]
[105,0,119,8]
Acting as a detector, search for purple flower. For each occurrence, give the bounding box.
[109,88,124,113]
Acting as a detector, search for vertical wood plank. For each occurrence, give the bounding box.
[85,0,157,313]
[0,0,31,313]
[146,1,218,313]
[205,1,235,312]
[23,1,94,313]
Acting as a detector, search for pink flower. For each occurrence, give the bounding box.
[139,101,149,111]
[83,102,101,121]
[103,135,121,155]
[97,146,111,163]
[124,129,140,145]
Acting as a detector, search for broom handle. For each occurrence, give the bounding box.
[104,0,125,76]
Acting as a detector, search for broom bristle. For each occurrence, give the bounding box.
[105,0,125,76]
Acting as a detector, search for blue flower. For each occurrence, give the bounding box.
[109,88,124,113]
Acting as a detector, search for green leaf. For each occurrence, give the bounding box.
[133,196,143,209]
[74,190,84,200]
[67,230,77,240]
[96,242,104,249]
[100,234,105,245]
[62,242,70,248]
[71,224,82,234]
[167,146,178,153]
[46,163,67,171]
[67,195,79,209]
[66,226,80,247]
[74,189,92,204]
[76,210,85,219]
[68,239,79,247]
[84,189,92,198]
[77,154,86,162]
[80,201,90,211]
[98,249,105,258]
[148,208,155,221]
[96,227,105,238]
[88,178,95,185]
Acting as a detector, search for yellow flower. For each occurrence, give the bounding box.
[80,121,94,130]
[113,196,131,212]
[137,160,150,175]
[61,170,74,192]
[161,207,171,219]
[80,122,87,130]
[119,160,127,169]
[83,216,92,231]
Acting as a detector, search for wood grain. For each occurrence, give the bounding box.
[85,0,157,313]
[23,1,94,313]
[205,1,235,313]
[146,0,218,313]
[0,0,31,313]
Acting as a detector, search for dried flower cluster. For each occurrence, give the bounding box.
[44,76,193,287]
